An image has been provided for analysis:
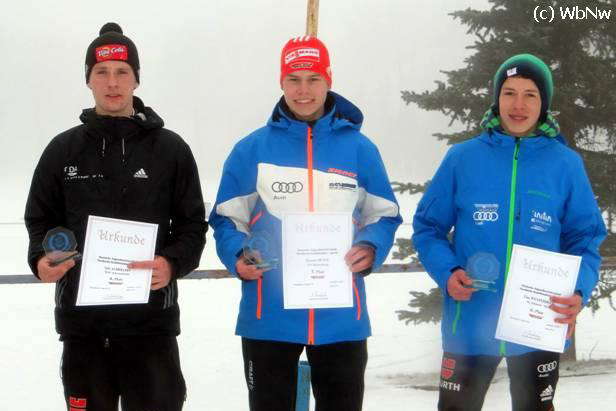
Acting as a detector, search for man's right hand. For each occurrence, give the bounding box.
[235,253,265,281]
[37,256,75,283]
[447,268,477,301]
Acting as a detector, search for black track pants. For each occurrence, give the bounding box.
[438,351,560,411]
[241,337,368,411]
[61,335,186,411]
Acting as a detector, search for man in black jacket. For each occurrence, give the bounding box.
[24,23,207,411]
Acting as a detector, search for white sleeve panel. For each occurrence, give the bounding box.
[357,187,400,227]
[215,192,259,235]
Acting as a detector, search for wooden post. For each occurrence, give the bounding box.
[306,0,320,37]
[295,361,311,411]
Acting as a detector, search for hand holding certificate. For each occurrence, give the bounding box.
[76,216,158,306]
[495,245,581,353]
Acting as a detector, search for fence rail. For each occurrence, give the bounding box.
[2,259,615,284]
[0,263,425,284]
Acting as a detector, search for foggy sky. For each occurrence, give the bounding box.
[0,0,491,224]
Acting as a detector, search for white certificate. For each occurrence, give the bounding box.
[495,244,581,353]
[282,212,353,309]
[76,216,158,306]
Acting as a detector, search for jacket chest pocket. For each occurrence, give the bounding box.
[519,191,562,250]
[63,176,108,213]
[125,171,172,212]
[317,176,360,212]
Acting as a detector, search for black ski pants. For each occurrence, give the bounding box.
[61,335,186,411]
[241,337,368,411]
[438,350,560,411]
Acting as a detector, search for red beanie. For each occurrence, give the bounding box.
[280,36,332,86]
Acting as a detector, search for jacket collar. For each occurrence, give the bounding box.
[267,91,363,138]
[479,128,567,149]
[80,96,164,143]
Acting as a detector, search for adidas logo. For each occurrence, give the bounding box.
[133,168,149,179]
[540,385,554,402]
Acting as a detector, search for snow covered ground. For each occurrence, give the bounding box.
[1,272,615,410]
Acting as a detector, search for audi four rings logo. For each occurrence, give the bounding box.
[473,211,499,222]
[272,182,304,193]
[537,361,557,373]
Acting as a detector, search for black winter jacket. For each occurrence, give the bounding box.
[25,96,207,338]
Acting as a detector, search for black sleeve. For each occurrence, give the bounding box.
[24,140,65,278]
[158,141,208,278]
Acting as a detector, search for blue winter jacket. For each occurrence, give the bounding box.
[210,92,402,345]
[412,129,606,356]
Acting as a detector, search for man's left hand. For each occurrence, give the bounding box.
[344,245,375,273]
[128,256,173,290]
[550,294,583,339]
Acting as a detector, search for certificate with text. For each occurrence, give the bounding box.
[282,212,353,309]
[495,244,581,353]
[76,216,158,306]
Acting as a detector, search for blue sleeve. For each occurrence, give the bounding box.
[412,147,464,290]
[353,140,402,269]
[560,155,607,305]
[209,140,258,277]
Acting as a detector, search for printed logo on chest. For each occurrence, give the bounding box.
[63,165,103,181]
[530,210,553,232]
[473,203,499,225]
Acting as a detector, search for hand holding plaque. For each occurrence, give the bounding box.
[464,252,499,292]
[43,227,82,267]
[242,230,279,271]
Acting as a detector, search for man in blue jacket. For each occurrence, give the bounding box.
[210,36,401,411]
[412,54,606,411]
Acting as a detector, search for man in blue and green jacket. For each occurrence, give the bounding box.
[412,54,606,411]
[210,36,401,411]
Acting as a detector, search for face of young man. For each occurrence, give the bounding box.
[498,76,542,137]
[282,70,329,122]
[88,60,137,117]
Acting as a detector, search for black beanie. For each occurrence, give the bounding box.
[85,22,140,83]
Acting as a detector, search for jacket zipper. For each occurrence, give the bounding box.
[499,137,521,356]
[121,137,128,198]
[307,126,315,345]
[307,126,315,212]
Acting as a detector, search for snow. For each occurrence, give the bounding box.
[1,272,614,410]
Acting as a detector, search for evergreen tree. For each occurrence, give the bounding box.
[395,0,615,361]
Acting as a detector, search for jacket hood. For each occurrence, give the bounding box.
[79,96,164,134]
[268,91,364,133]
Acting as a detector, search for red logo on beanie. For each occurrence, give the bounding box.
[291,62,314,69]
[95,44,128,62]
[285,48,320,64]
